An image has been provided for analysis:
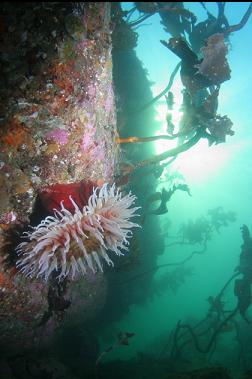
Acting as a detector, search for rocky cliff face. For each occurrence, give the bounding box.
[0,2,115,351]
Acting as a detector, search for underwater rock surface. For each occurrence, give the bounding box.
[0,2,116,351]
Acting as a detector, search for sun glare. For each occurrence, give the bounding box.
[153,80,236,184]
[174,141,232,183]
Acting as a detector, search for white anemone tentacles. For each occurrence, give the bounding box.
[16,183,140,281]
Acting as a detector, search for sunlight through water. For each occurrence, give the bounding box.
[153,79,236,184]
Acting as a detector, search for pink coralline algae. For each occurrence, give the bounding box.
[0,211,18,224]
[76,39,90,51]
[81,124,105,160]
[81,128,94,151]
[92,144,105,161]
[45,129,69,145]
[105,84,114,113]
[87,84,97,99]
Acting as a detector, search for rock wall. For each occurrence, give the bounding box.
[0,2,115,352]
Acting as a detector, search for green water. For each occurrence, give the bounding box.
[98,3,252,377]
